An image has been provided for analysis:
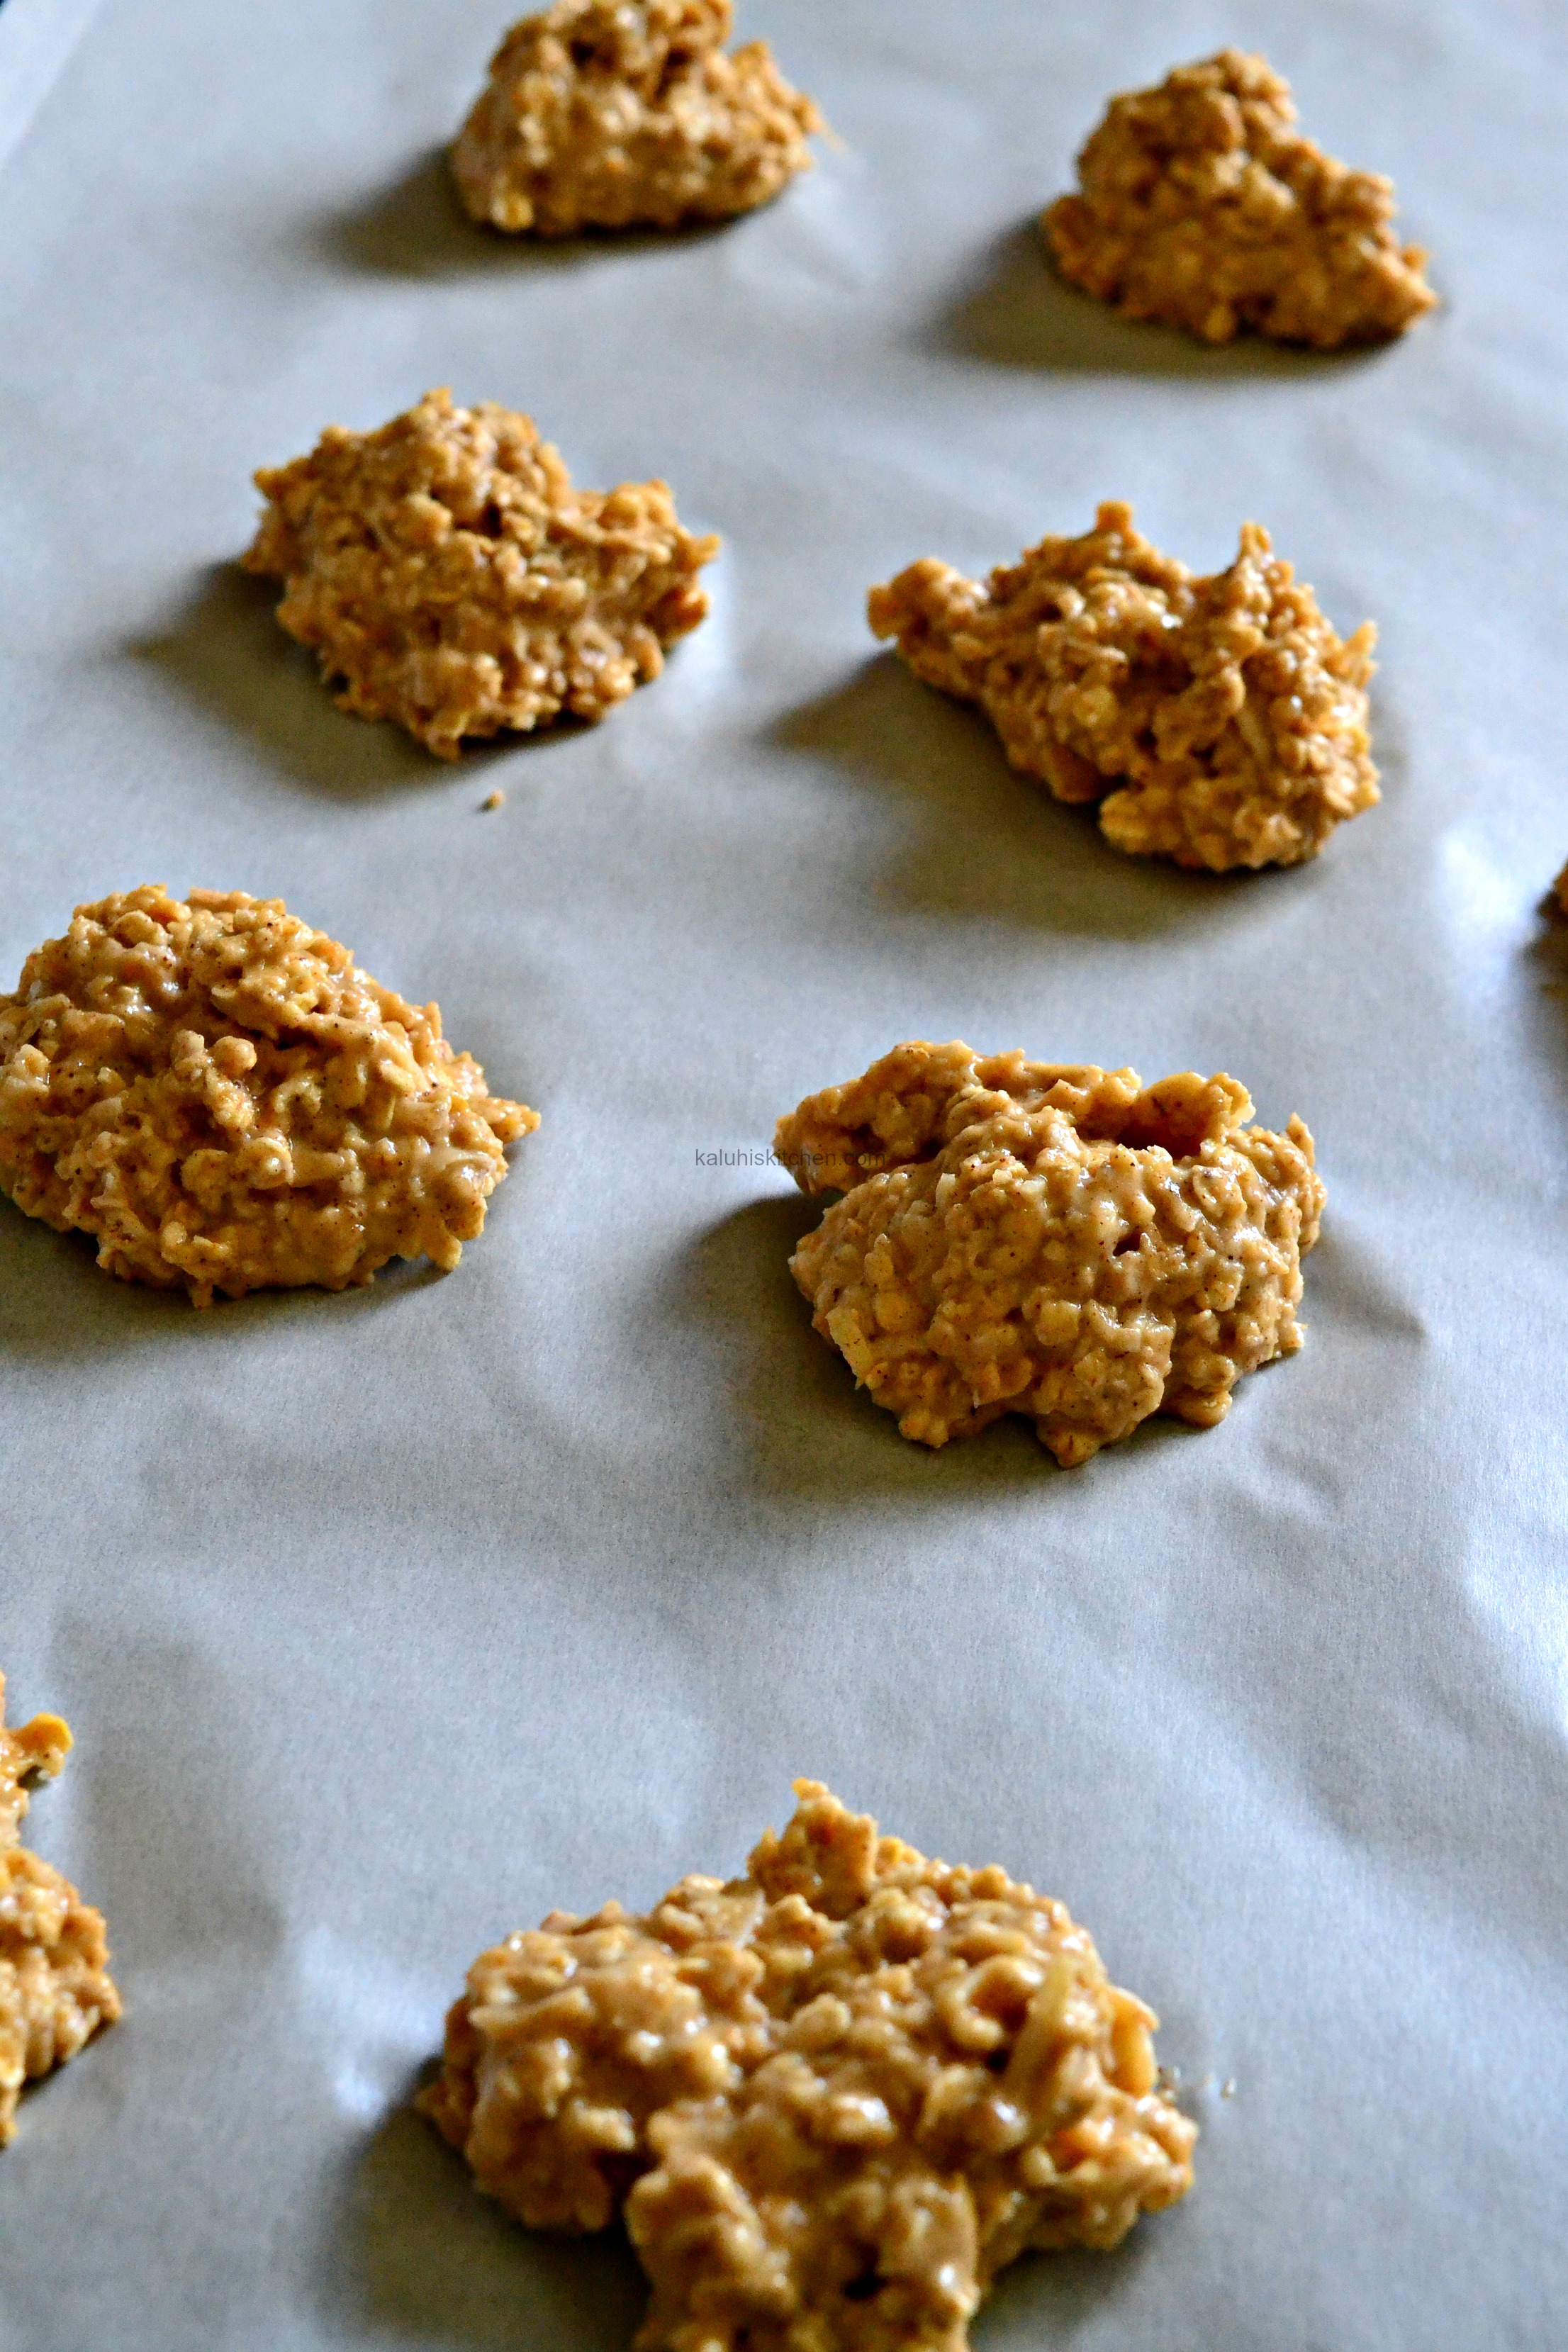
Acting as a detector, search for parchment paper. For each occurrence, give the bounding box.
[2,4,1567,2346]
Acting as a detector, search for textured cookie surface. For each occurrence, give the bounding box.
[869,500,1378,872]
[1044,48,1435,348]
[777,1042,1324,1465]
[454,0,822,235]
[422,1780,1194,2351]
[0,885,536,1304]
[244,389,718,758]
[1,1674,121,2146]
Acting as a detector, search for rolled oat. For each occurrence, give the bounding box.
[0,1675,121,2146]
[244,388,719,758]
[453,0,823,236]
[868,500,1379,872]
[422,1780,1194,2351]
[0,885,536,1306]
[1044,50,1436,349]
[776,1041,1323,1466]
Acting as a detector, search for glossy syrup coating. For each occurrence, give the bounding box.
[245,389,719,758]
[778,1043,1323,1465]
[1045,48,1436,348]
[0,885,536,1304]
[870,501,1379,873]
[0,1674,121,2145]
[422,1781,1194,2352]
[453,0,823,236]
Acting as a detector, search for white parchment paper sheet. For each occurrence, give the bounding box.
[2,3,1567,2346]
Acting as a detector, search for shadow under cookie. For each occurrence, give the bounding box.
[313,145,738,282]
[665,1194,1207,1506]
[129,564,582,796]
[774,656,1255,940]
[1521,902,1568,1121]
[317,2085,647,2351]
[315,2047,1160,2349]
[0,1206,448,1367]
[927,217,1394,381]
[980,2219,1161,2337]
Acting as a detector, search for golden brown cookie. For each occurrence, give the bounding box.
[422,1781,1194,2351]
[1,1675,121,2146]
[453,0,823,235]
[0,885,536,1305]
[777,1043,1324,1465]
[1044,49,1435,348]
[244,390,719,758]
[869,501,1379,872]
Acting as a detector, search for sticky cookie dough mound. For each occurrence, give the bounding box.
[418,1875,775,2234]
[0,885,537,1305]
[453,0,823,235]
[422,1781,1194,2352]
[1044,50,1436,349]
[244,389,719,758]
[1,1675,121,2145]
[777,1042,1323,1466]
[869,501,1379,872]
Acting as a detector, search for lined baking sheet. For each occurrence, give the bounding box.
[2,3,1567,2346]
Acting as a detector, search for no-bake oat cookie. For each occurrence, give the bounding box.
[422,1780,1194,2351]
[777,1042,1323,1466]
[0,885,535,1305]
[244,389,719,758]
[869,501,1379,872]
[1,1675,120,2145]
[453,0,822,235]
[1044,50,1436,349]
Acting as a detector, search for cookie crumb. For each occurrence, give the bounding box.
[422,1780,1194,2350]
[481,789,505,812]
[454,0,824,237]
[1044,49,1436,348]
[244,388,718,758]
[1,1674,120,2146]
[869,501,1378,872]
[778,1041,1324,1465]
